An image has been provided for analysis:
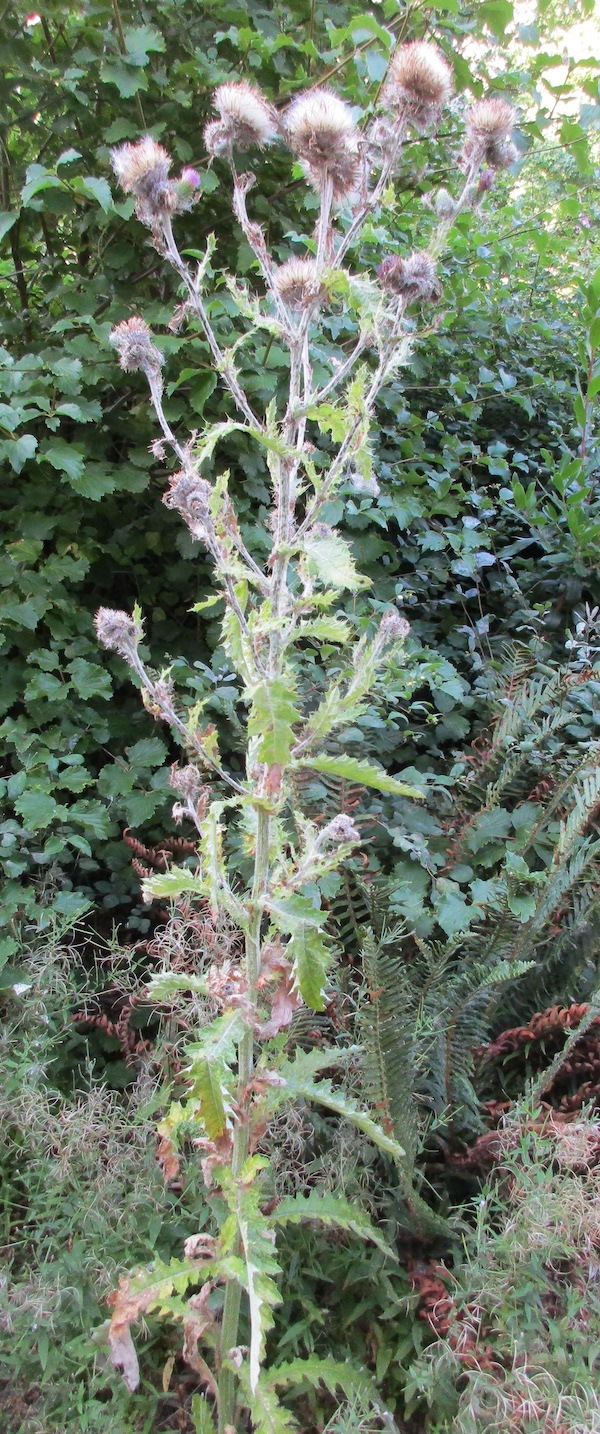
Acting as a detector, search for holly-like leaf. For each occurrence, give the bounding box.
[304,530,369,593]
[294,754,424,798]
[248,678,301,765]
[270,1191,394,1256]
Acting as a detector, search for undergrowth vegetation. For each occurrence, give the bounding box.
[2,0,600,1430]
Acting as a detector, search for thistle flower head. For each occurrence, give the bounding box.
[379,609,411,641]
[95,607,142,658]
[382,41,453,129]
[321,814,361,846]
[274,257,322,310]
[110,136,176,224]
[111,135,170,191]
[204,80,278,156]
[285,88,360,200]
[163,471,212,539]
[109,316,164,380]
[169,763,203,799]
[462,97,517,170]
[377,251,440,303]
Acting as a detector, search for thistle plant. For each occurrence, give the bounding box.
[96,47,516,1434]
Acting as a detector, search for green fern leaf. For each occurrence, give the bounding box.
[294,755,423,798]
[269,1190,395,1257]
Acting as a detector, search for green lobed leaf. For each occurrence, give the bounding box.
[286,924,332,1011]
[270,1190,395,1256]
[293,755,424,798]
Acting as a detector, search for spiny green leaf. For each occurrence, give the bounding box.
[186,1010,247,1139]
[293,755,424,798]
[304,530,370,593]
[270,1191,395,1256]
[248,678,301,765]
[286,924,332,1011]
[267,1354,380,1404]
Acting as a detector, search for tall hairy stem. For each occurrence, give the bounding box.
[218,807,270,1432]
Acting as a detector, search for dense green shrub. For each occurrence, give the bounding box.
[1,0,599,967]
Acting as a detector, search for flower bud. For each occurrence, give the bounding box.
[175,167,201,210]
[95,607,143,659]
[382,41,453,130]
[169,763,203,799]
[109,317,164,377]
[379,610,410,641]
[321,814,361,846]
[377,251,440,303]
[433,188,456,218]
[285,88,360,201]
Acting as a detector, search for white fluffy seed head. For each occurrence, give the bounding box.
[285,88,360,199]
[286,88,358,154]
[205,80,278,154]
[110,136,171,192]
[462,97,517,170]
[109,317,164,374]
[274,257,322,310]
[466,97,515,138]
[382,41,453,123]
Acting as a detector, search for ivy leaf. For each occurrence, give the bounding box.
[294,755,424,798]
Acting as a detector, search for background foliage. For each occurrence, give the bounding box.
[2,0,599,963]
[3,0,600,1429]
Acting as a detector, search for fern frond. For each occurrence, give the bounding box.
[359,934,419,1172]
